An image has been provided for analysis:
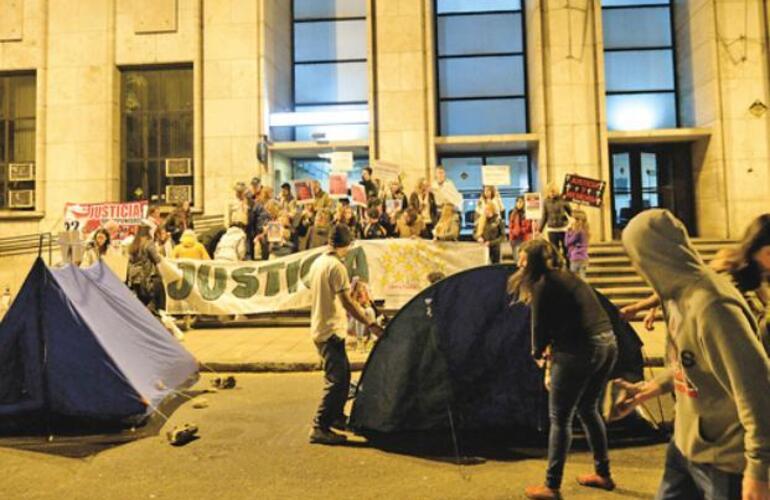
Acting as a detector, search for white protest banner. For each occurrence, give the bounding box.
[482,165,511,187]
[371,160,400,183]
[524,192,542,221]
[330,151,354,172]
[64,201,148,239]
[158,240,489,315]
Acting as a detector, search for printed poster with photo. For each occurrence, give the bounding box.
[294,180,313,204]
[266,221,283,243]
[329,172,349,198]
[524,192,542,221]
[385,198,403,214]
[350,184,367,206]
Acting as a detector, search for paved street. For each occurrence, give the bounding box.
[0,372,669,500]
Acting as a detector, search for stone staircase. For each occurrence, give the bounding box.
[585,239,733,309]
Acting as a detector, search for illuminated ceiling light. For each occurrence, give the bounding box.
[270,109,370,127]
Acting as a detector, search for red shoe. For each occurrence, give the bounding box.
[524,485,562,500]
[577,473,616,491]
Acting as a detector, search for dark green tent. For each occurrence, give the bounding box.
[350,265,644,434]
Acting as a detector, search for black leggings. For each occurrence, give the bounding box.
[546,336,618,489]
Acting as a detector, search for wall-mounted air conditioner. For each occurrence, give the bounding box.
[165,158,192,177]
[8,190,35,208]
[165,185,192,205]
[8,163,35,182]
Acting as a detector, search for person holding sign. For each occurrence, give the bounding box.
[540,184,573,265]
[308,224,384,445]
[409,178,438,239]
[432,166,462,211]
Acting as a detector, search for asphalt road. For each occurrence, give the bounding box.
[0,373,668,500]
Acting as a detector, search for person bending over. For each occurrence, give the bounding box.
[509,239,618,500]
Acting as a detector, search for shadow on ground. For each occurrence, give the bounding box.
[0,390,206,459]
[357,415,669,466]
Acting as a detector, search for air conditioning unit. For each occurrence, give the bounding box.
[165,184,192,205]
[8,163,35,182]
[8,190,35,208]
[165,158,192,177]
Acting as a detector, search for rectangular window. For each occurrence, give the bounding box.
[435,0,528,136]
[439,152,531,234]
[121,67,194,203]
[291,156,369,191]
[284,0,368,142]
[602,1,678,131]
[0,73,36,210]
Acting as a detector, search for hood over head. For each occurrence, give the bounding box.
[622,209,706,298]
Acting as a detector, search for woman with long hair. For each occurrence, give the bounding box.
[476,203,506,263]
[475,185,504,220]
[510,240,618,500]
[565,209,590,279]
[433,204,460,241]
[81,228,111,268]
[509,195,533,258]
[620,213,770,353]
[127,225,164,313]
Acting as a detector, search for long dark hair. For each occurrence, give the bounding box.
[507,239,565,303]
[723,214,770,290]
[92,228,111,255]
[129,225,152,257]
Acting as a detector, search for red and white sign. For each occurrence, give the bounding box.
[350,184,367,206]
[329,172,349,198]
[64,201,148,239]
[562,174,606,208]
[294,180,313,204]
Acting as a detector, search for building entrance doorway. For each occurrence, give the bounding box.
[610,143,694,238]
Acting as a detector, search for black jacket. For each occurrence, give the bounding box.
[540,196,572,230]
[530,270,613,358]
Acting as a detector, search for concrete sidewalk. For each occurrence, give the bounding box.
[182,326,372,372]
[181,321,667,373]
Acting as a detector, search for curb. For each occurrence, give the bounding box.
[199,360,367,373]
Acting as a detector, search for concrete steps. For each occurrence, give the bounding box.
[585,238,734,308]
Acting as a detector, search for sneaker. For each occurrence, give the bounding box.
[577,473,616,491]
[330,416,349,432]
[308,427,347,445]
[524,485,561,500]
[167,424,198,446]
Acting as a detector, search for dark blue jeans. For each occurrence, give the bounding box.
[656,440,743,500]
[546,334,618,489]
[313,335,350,430]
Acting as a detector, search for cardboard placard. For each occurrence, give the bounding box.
[562,174,606,207]
[482,165,511,187]
[329,172,349,198]
[294,180,313,204]
[385,199,403,215]
[524,192,542,221]
[350,184,367,206]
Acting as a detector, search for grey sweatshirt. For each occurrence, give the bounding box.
[623,209,770,482]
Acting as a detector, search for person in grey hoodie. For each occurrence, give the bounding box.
[616,209,770,500]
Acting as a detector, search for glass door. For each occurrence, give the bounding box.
[610,143,694,238]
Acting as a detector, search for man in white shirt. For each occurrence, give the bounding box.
[431,166,462,211]
[308,224,384,445]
